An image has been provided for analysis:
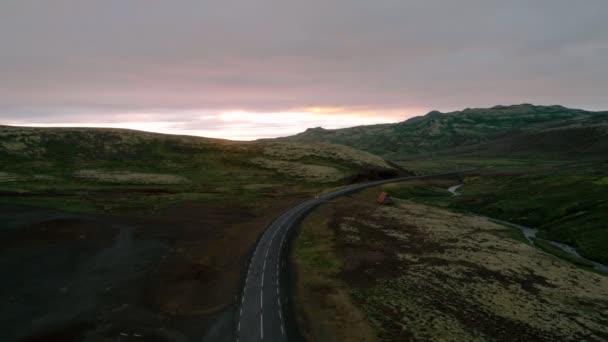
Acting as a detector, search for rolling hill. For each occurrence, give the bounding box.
[277,104,608,265]
[0,125,403,341]
[0,125,400,214]
[277,104,608,160]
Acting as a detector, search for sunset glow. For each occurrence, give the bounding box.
[7,108,417,140]
[1,1,607,139]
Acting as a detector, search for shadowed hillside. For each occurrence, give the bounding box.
[0,125,401,213]
[0,125,401,341]
[277,104,608,160]
[277,105,608,266]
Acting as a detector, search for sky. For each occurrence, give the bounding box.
[1,1,607,140]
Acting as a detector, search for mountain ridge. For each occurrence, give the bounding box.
[273,104,608,159]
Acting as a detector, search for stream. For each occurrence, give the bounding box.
[447,184,463,196]
[446,185,608,273]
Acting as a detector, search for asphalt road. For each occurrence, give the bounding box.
[236,169,475,342]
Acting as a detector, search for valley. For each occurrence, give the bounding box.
[288,104,608,341]
[1,104,607,341]
[0,126,400,341]
[4,2,608,341]
[390,158,608,265]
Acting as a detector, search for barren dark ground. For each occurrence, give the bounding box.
[0,197,304,342]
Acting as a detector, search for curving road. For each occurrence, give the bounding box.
[235,170,475,342]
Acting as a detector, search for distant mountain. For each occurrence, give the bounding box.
[275,104,608,160]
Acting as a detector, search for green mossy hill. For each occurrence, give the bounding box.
[385,162,608,265]
[0,126,396,180]
[0,126,398,213]
[277,104,608,159]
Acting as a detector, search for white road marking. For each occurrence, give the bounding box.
[270,228,278,242]
[260,313,264,340]
[240,307,243,316]
[260,290,263,309]
[238,321,241,332]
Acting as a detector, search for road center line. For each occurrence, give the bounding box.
[260,312,264,340]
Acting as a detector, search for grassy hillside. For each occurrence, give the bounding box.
[277,104,608,159]
[386,159,608,265]
[293,188,608,341]
[0,125,401,341]
[0,125,399,213]
[283,104,608,341]
[280,104,608,267]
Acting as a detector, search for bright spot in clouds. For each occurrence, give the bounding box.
[1,1,607,138]
[8,108,417,141]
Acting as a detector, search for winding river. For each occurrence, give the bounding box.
[446,185,608,273]
[447,184,463,196]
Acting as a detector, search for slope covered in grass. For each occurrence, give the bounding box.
[278,104,608,160]
[385,161,608,265]
[0,125,399,213]
[0,125,401,340]
[293,188,608,341]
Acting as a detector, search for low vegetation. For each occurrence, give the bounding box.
[0,125,399,213]
[262,142,392,169]
[389,158,608,265]
[251,158,348,183]
[293,207,377,342]
[293,188,608,341]
[277,104,608,160]
[74,169,190,185]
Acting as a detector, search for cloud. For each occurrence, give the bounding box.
[4,108,398,140]
[1,0,607,138]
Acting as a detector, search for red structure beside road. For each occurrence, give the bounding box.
[377,192,392,204]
